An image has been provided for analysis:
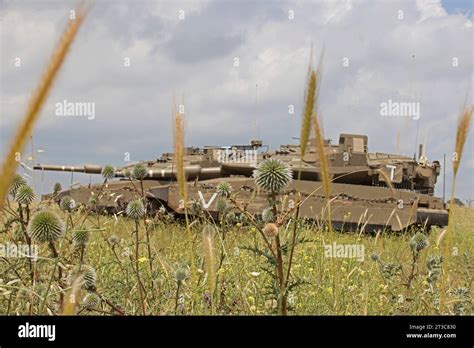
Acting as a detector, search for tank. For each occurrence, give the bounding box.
[33,134,448,232]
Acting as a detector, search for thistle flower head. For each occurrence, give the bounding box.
[263,223,279,238]
[133,164,147,180]
[101,165,115,181]
[15,184,35,205]
[225,211,236,224]
[126,199,145,220]
[123,169,132,178]
[108,234,120,245]
[216,182,232,197]
[72,229,90,247]
[73,265,97,290]
[28,210,65,243]
[239,213,248,225]
[60,195,76,211]
[410,232,429,253]
[253,158,292,193]
[216,196,227,213]
[53,182,62,194]
[370,253,381,262]
[175,268,187,283]
[189,200,202,216]
[82,293,100,310]
[9,174,27,198]
[261,207,274,223]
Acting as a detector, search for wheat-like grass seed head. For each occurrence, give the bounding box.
[453,105,472,176]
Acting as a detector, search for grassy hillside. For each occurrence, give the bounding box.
[1,201,472,315]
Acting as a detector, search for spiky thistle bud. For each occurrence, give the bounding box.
[410,232,429,253]
[261,207,273,223]
[73,265,97,290]
[27,210,65,243]
[253,158,292,193]
[108,234,120,246]
[216,182,232,197]
[175,268,187,283]
[53,182,62,194]
[133,164,147,180]
[216,196,227,213]
[239,213,248,225]
[15,184,35,205]
[82,293,101,310]
[189,200,202,216]
[9,174,27,198]
[370,253,380,262]
[60,195,76,211]
[101,165,115,181]
[225,211,236,224]
[263,223,279,238]
[72,229,90,247]
[126,199,145,220]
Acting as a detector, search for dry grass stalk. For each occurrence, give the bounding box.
[440,103,472,313]
[61,275,83,315]
[0,3,88,209]
[300,70,317,157]
[453,105,472,176]
[311,114,331,200]
[201,227,216,298]
[174,112,187,204]
[377,169,396,198]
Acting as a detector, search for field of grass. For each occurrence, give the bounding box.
[0,9,471,317]
[1,200,472,316]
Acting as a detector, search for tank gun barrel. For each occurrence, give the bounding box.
[34,163,223,180]
[34,164,103,174]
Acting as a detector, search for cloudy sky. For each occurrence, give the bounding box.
[0,0,472,201]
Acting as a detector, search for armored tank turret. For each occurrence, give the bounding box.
[34,134,448,231]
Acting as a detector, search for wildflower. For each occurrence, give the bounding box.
[126,199,145,220]
[263,223,279,238]
[101,165,115,181]
[15,184,35,205]
[132,164,147,180]
[27,210,65,244]
[253,158,293,193]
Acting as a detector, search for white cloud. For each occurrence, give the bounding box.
[1,0,472,199]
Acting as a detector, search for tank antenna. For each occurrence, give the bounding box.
[254,83,259,140]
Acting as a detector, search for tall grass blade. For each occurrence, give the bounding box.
[0,2,88,209]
